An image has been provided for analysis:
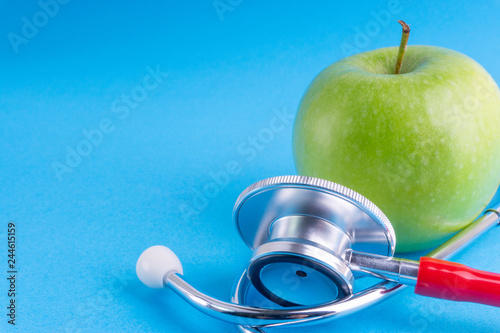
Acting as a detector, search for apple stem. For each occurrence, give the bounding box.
[394,20,410,74]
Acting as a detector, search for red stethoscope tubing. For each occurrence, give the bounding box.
[415,257,500,307]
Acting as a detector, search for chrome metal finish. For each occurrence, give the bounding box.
[231,203,500,331]
[156,203,500,330]
[233,176,395,256]
[347,251,420,286]
[485,208,500,218]
[147,174,500,332]
[268,215,352,255]
[234,176,396,307]
[166,270,401,327]
[232,273,401,328]
[247,215,354,306]
[248,240,354,306]
[399,260,420,286]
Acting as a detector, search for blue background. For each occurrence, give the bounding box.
[1,0,500,332]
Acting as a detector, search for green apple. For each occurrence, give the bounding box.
[293,39,500,252]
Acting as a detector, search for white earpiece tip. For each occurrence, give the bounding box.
[136,245,183,289]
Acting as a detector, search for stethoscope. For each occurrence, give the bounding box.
[136,175,500,332]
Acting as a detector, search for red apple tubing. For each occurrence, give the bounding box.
[415,257,500,307]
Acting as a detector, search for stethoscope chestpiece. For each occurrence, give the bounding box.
[136,175,500,331]
[233,176,396,307]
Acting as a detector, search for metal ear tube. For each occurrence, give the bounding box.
[136,176,500,331]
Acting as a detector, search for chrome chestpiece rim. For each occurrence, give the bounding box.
[232,175,396,307]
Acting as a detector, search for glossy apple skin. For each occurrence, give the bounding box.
[293,46,500,252]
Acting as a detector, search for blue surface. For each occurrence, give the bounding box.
[1,1,500,332]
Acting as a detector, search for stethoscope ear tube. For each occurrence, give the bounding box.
[415,257,500,307]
